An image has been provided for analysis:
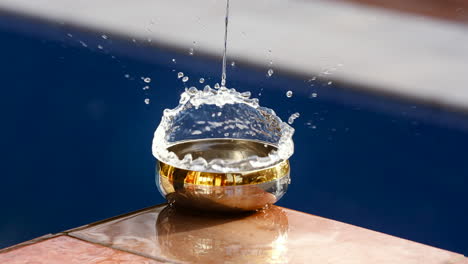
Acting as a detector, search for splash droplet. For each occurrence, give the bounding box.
[66,33,73,38]
[143,86,150,90]
[144,77,151,83]
[182,76,189,82]
[124,74,130,79]
[187,87,198,94]
[288,112,300,125]
[178,72,184,79]
[214,83,220,89]
[79,41,88,47]
[97,45,103,50]
[231,61,236,67]
[328,81,333,85]
[199,78,205,83]
[267,69,274,77]
[188,48,194,56]
[172,59,176,63]
[286,91,293,98]
[311,93,318,98]
[101,34,108,40]
[144,98,150,104]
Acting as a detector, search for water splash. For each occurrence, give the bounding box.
[152,86,294,173]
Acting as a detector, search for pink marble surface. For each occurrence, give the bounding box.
[69,205,466,264]
[0,235,162,264]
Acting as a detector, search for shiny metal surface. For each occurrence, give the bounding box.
[156,139,290,212]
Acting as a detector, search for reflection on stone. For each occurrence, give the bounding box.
[68,204,466,264]
[156,205,289,263]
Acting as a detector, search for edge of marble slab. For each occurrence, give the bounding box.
[0,204,166,255]
[0,233,63,254]
[2,204,466,263]
[1,0,468,113]
[63,204,167,234]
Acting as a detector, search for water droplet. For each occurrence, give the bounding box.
[143,86,150,90]
[328,81,333,85]
[101,34,108,40]
[224,132,229,137]
[231,61,236,67]
[132,38,137,43]
[144,77,151,83]
[199,78,205,83]
[111,56,116,59]
[124,74,130,78]
[189,48,194,55]
[177,72,184,79]
[97,45,103,50]
[188,87,198,94]
[311,93,318,98]
[144,98,150,104]
[79,41,88,47]
[267,69,274,77]
[241,91,251,98]
[288,112,300,125]
[66,33,73,38]
[214,83,220,89]
[182,76,189,82]
[172,59,176,63]
[217,112,222,116]
[286,91,293,98]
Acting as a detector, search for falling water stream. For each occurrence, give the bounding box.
[221,0,230,87]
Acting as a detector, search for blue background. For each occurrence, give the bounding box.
[0,14,467,254]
